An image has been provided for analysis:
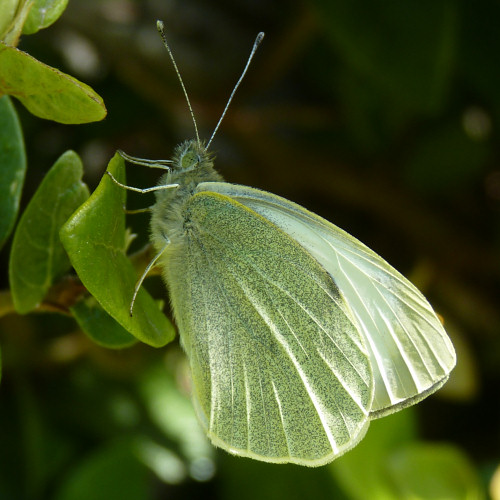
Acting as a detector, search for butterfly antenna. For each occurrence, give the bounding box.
[157,20,200,143]
[207,32,265,149]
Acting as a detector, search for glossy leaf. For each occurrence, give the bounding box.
[71,298,137,349]
[0,95,26,248]
[9,150,89,313]
[0,42,106,124]
[22,0,69,35]
[60,153,174,348]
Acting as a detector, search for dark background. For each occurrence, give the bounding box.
[0,0,498,498]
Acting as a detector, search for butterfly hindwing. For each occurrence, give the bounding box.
[163,190,373,465]
[198,182,456,417]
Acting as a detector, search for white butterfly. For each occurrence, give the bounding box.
[111,21,456,467]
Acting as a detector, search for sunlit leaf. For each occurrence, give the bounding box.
[9,150,89,313]
[0,95,26,249]
[22,0,69,35]
[0,42,106,124]
[60,153,174,348]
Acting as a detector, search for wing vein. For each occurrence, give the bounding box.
[200,226,367,379]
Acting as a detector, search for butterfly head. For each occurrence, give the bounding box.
[165,139,221,190]
[172,139,213,174]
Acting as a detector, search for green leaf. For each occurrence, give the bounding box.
[60,153,175,348]
[0,0,21,41]
[22,0,69,35]
[71,298,138,349]
[9,150,89,313]
[0,95,26,248]
[386,443,484,500]
[0,42,106,124]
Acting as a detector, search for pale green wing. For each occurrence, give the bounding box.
[198,183,456,418]
[163,191,373,466]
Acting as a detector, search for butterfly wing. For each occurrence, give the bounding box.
[198,183,456,418]
[163,191,373,466]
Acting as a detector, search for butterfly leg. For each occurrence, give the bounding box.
[123,206,153,214]
[106,171,179,193]
[118,149,172,170]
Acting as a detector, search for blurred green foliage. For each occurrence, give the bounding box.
[0,0,499,499]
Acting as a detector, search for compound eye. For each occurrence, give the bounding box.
[180,151,196,170]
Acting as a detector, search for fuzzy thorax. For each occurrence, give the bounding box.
[149,139,224,254]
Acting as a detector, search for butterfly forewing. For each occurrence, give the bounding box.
[163,191,373,465]
[198,183,456,417]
